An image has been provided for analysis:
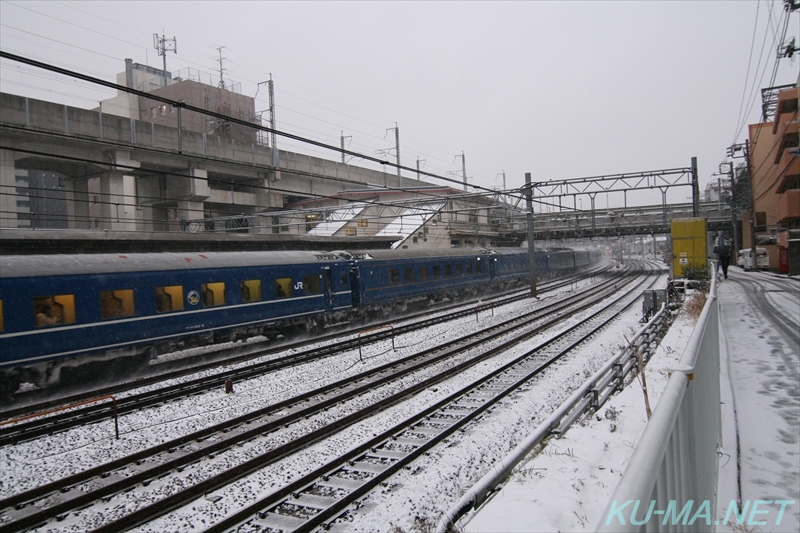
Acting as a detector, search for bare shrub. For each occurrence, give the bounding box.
[684,291,706,320]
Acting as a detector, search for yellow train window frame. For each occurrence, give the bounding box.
[100,289,135,319]
[201,282,226,307]
[240,280,262,302]
[274,278,293,298]
[34,295,75,327]
[155,285,184,313]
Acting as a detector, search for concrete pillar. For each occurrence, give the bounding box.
[176,200,205,232]
[252,172,282,234]
[0,149,20,229]
[167,168,209,202]
[99,172,137,232]
[168,168,209,232]
[65,178,90,229]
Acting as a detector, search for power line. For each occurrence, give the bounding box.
[1,4,507,188]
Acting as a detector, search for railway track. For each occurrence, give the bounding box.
[0,266,610,444]
[202,266,660,533]
[3,265,607,421]
[0,262,655,532]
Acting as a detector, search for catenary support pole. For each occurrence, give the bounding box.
[525,172,538,297]
[691,156,699,217]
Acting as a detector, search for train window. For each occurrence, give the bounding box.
[456,264,463,276]
[476,260,482,273]
[445,265,453,277]
[433,265,441,278]
[155,286,184,313]
[389,269,400,285]
[304,275,321,295]
[240,280,262,302]
[275,278,293,298]
[34,295,75,326]
[405,268,414,282]
[467,263,473,274]
[100,290,134,319]
[420,267,428,281]
[341,273,348,286]
[201,282,226,307]
[0,299,3,331]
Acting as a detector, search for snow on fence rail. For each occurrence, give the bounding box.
[596,271,720,533]
[436,295,672,533]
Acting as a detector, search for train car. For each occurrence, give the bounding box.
[487,248,535,287]
[0,246,604,396]
[346,248,493,314]
[544,248,576,273]
[0,251,352,393]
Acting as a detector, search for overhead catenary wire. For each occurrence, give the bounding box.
[2,49,516,198]
[1,1,508,187]
[732,0,789,144]
[0,125,526,219]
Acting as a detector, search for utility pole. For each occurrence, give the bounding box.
[525,172,538,297]
[729,141,756,268]
[455,152,467,191]
[395,124,401,188]
[745,140,757,268]
[721,161,738,264]
[691,156,699,217]
[416,156,425,180]
[153,33,177,87]
[268,75,277,161]
[340,131,351,164]
[383,124,401,187]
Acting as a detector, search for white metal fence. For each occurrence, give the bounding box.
[597,273,720,532]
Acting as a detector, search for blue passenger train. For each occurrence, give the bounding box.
[0,247,602,394]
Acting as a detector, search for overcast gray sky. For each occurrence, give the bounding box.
[1,1,797,207]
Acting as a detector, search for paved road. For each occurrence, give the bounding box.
[717,269,799,532]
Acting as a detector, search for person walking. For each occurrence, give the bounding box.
[715,238,732,279]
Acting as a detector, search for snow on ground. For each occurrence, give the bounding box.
[4,266,706,533]
[716,269,799,533]
[0,282,591,499]
[462,295,694,533]
[326,270,665,532]
[463,269,799,533]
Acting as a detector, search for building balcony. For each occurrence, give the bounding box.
[777,189,800,223]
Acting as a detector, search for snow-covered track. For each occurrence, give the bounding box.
[192,263,662,532]
[0,266,611,446]
[0,266,626,532]
[0,266,628,532]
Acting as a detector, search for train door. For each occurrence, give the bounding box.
[322,267,334,312]
[349,265,362,307]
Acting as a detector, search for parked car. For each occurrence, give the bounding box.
[737,248,769,271]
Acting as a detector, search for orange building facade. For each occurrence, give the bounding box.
[747,84,799,273]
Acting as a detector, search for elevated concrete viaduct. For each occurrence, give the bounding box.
[0,93,429,234]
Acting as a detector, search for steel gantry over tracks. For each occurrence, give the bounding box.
[513,160,717,240]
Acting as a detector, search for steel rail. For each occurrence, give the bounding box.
[436,301,671,532]
[0,267,609,444]
[0,267,629,532]
[194,264,661,533]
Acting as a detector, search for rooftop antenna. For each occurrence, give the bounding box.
[215,46,227,90]
[153,32,176,85]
